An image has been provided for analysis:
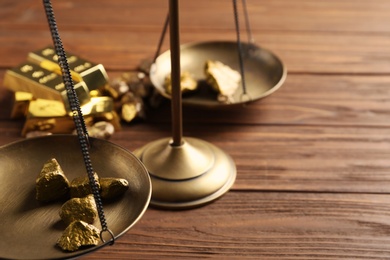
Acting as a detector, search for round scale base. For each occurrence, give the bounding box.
[134,137,236,209]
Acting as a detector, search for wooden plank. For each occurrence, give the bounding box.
[82,192,390,259]
[2,1,390,73]
[2,0,390,33]
[108,123,390,194]
[1,116,390,193]
[2,29,390,74]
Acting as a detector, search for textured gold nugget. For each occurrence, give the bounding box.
[204,60,241,103]
[57,220,100,252]
[100,177,129,199]
[70,173,100,198]
[164,71,198,95]
[59,194,98,226]
[35,158,70,202]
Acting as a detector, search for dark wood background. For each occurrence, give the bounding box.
[2,0,390,259]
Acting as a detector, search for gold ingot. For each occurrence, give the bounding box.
[3,62,90,111]
[28,46,109,92]
[79,96,121,130]
[10,91,34,119]
[21,97,119,136]
[80,96,113,115]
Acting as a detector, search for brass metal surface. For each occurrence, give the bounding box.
[0,135,151,259]
[150,41,287,107]
[134,137,236,209]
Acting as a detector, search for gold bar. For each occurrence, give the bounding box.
[3,62,90,111]
[22,97,120,136]
[10,92,34,119]
[28,46,109,92]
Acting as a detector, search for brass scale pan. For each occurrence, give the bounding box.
[0,135,151,259]
[150,40,287,107]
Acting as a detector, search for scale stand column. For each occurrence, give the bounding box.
[134,0,236,209]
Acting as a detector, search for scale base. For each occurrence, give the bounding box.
[134,137,236,209]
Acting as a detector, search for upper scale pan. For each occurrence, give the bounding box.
[150,41,287,107]
[0,135,151,260]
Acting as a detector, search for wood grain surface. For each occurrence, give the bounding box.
[1,0,390,259]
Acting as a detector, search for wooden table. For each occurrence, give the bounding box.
[2,0,390,259]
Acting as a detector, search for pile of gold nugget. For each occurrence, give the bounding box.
[35,158,129,251]
[3,46,149,138]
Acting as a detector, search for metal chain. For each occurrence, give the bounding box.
[153,12,170,63]
[42,0,114,245]
[232,0,248,96]
[242,0,255,44]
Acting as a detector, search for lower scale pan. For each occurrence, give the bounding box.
[0,135,151,260]
[150,41,287,107]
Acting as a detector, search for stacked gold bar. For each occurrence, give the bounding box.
[3,46,120,137]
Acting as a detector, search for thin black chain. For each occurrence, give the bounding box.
[233,0,248,96]
[42,0,114,244]
[242,0,254,44]
[153,12,170,62]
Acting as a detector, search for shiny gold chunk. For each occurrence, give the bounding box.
[100,177,129,199]
[121,102,138,123]
[59,194,98,226]
[120,92,144,123]
[87,121,115,140]
[57,220,100,252]
[35,158,70,202]
[70,173,100,198]
[164,71,198,95]
[204,60,241,103]
[104,78,129,99]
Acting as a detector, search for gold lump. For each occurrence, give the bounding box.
[120,92,144,123]
[87,121,115,140]
[59,194,98,226]
[164,71,198,95]
[70,173,100,198]
[57,220,100,252]
[35,158,70,202]
[100,177,129,199]
[204,60,241,104]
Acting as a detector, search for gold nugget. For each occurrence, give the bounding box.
[59,194,98,226]
[57,220,100,252]
[100,177,129,199]
[164,71,198,95]
[35,158,70,202]
[204,60,241,103]
[70,173,100,198]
